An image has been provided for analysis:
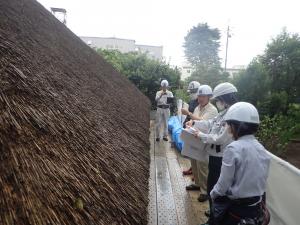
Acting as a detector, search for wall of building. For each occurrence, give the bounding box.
[80,36,163,60]
[80,36,136,53]
[136,44,163,61]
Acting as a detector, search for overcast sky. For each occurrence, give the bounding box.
[37,0,299,68]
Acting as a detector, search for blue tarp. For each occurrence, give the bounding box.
[168,116,177,132]
[168,116,184,151]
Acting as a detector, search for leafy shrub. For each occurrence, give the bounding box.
[257,91,289,116]
[257,104,300,155]
[174,89,190,103]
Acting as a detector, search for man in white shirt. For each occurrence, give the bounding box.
[155,79,174,142]
[185,85,218,204]
[181,81,200,176]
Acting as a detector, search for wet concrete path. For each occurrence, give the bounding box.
[147,121,208,225]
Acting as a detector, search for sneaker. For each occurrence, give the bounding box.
[185,184,200,191]
[156,138,160,142]
[163,137,168,141]
[198,194,209,202]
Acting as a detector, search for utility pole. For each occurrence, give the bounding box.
[224,25,230,72]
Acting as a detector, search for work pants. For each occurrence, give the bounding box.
[155,108,170,138]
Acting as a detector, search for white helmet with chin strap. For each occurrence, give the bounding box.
[197,85,213,96]
[161,79,169,87]
[224,102,260,124]
[212,82,237,99]
[187,81,201,93]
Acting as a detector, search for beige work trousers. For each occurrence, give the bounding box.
[191,159,208,194]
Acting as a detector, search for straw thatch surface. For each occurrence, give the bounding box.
[0,0,150,224]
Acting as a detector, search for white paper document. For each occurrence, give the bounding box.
[180,129,208,162]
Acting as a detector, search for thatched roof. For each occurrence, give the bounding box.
[0,0,150,224]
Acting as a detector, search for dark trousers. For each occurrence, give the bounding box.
[207,156,223,224]
[221,203,261,225]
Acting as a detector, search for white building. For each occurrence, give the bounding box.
[179,63,246,81]
[80,36,163,61]
[226,65,246,78]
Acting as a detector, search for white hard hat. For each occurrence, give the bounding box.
[161,79,169,87]
[187,81,201,93]
[224,102,260,124]
[197,85,213,96]
[212,82,237,99]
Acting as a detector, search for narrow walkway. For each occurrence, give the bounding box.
[148,121,208,225]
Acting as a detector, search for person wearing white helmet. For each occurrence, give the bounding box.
[190,85,218,121]
[155,79,174,142]
[181,81,201,176]
[182,81,201,123]
[210,102,271,225]
[185,85,218,203]
[190,82,238,225]
[187,81,201,100]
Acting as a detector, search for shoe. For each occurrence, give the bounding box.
[182,167,193,175]
[204,210,210,217]
[198,194,209,202]
[185,184,200,191]
[156,138,160,142]
[163,137,168,141]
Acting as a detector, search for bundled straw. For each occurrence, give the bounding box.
[0,0,150,224]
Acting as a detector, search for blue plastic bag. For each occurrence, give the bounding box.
[168,116,184,152]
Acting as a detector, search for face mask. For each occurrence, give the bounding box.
[190,93,198,100]
[216,101,225,111]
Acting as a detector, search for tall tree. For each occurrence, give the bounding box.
[262,29,300,106]
[183,23,221,67]
[232,58,269,106]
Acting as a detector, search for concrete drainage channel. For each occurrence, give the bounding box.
[147,120,207,225]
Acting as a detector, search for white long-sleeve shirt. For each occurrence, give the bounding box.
[194,109,233,157]
[155,90,173,106]
[210,135,271,200]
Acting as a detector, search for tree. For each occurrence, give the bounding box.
[96,49,124,72]
[232,30,300,115]
[97,49,181,108]
[183,23,221,67]
[187,64,229,88]
[232,58,269,106]
[262,29,300,107]
[183,23,227,88]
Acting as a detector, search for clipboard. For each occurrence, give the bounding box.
[180,129,208,161]
[167,97,174,104]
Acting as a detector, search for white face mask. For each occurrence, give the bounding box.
[216,101,225,111]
